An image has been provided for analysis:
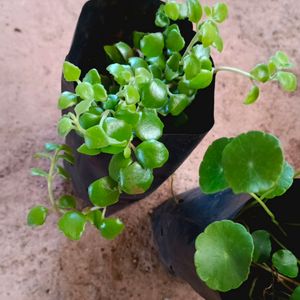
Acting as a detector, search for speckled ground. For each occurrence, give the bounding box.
[0,0,299,299]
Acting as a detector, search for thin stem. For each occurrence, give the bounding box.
[102,207,107,219]
[249,193,286,235]
[214,66,255,80]
[100,110,110,127]
[69,113,86,135]
[182,31,200,59]
[47,150,59,213]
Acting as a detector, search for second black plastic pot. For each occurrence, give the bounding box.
[151,180,300,299]
[61,0,215,214]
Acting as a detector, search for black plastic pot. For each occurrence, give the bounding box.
[61,0,215,214]
[151,180,300,299]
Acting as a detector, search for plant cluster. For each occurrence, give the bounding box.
[28,0,297,246]
[195,130,300,298]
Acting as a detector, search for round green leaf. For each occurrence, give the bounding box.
[164,2,180,21]
[135,110,164,141]
[140,33,164,58]
[291,287,300,300]
[44,143,60,152]
[251,230,272,263]
[183,54,202,80]
[244,86,260,105]
[107,63,132,85]
[141,79,168,108]
[109,152,133,182]
[84,125,110,149]
[272,250,298,278]
[222,131,284,194]
[75,100,92,116]
[93,84,107,102]
[277,71,297,92]
[85,210,103,229]
[103,117,132,142]
[77,143,102,156]
[58,195,76,209]
[88,176,120,207]
[128,57,149,71]
[58,116,73,137]
[119,162,154,194]
[166,29,185,52]
[187,0,202,23]
[194,220,254,292]
[135,67,153,86]
[79,112,101,130]
[115,103,140,126]
[58,211,86,240]
[104,45,124,63]
[261,161,294,199]
[188,69,213,89]
[100,218,125,240]
[27,205,48,227]
[115,41,134,61]
[147,55,166,71]
[272,51,293,69]
[155,5,170,28]
[199,137,232,194]
[83,68,101,85]
[212,3,229,23]
[135,140,169,169]
[169,94,190,116]
[250,64,270,83]
[75,82,94,100]
[200,21,220,49]
[149,65,162,79]
[103,94,119,110]
[125,85,140,104]
[58,91,78,110]
[63,61,81,82]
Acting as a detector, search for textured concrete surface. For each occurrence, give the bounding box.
[0,0,299,299]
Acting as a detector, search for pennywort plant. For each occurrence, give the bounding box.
[28,0,297,241]
[195,131,300,296]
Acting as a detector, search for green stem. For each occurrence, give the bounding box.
[48,150,59,213]
[182,30,200,59]
[249,193,286,235]
[214,66,255,80]
[69,113,86,135]
[100,110,110,127]
[102,207,107,219]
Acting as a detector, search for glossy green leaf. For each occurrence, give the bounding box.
[222,131,284,194]
[107,63,132,85]
[104,45,124,63]
[135,67,153,86]
[133,31,146,49]
[58,211,86,240]
[93,84,107,102]
[252,230,272,263]
[147,55,166,71]
[290,287,300,300]
[115,103,140,126]
[103,117,132,142]
[149,65,162,79]
[140,33,164,57]
[244,86,260,105]
[271,51,293,69]
[165,66,178,82]
[115,41,134,61]
[166,29,185,52]
[58,195,76,209]
[204,6,211,17]
[125,85,140,104]
[84,125,110,149]
[77,143,101,156]
[58,91,78,110]
[58,117,73,137]
[178,80,196,96]
[128,57,148,71]
[178,2,188,19]
[183,54,202,80]
[201,57,213,71]
[277,71,297,92]
[135,140,169,169]
[155,5,170,27]
[250,64,270,83]
[88,106,103,115]
[88,176,120,207]
[272,250,298,278]
[120,162,153,194]
[85,210,103,229]
[103,94,119,110]
[27,205,48,227]
[261,161,294,199]
[58,152,75,165]
[212,3,229,23]
[108,152,133,182]
[187,0,202,23]
[200,21,220,49]
[194,220,254,292]
[141,79,168,108]
[164,2,180,21]
[192,44,211,59]
[31,168,48,177]
[44,143,60,152]
[75,82,94,100]
[135,110,164,141]
[199,137,232,194]
[75,100,92,116]
[169,94,190,116]
[63,61,81,82]
[100,218,125,240]
[188,69,213,89]
[79,112,101,130]
[57,165,71,179]
[83,68,101,85]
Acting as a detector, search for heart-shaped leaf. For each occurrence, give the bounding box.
[75,82,94,100]
[250,64,270,83]
[166,29,185,52]
[83,68,101,85]
[212,3,229,23]
[63,61,81,82]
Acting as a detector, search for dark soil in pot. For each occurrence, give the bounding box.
[61,0,215,214]
[151,180,300,300]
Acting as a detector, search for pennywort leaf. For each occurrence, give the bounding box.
[58,211,86,240]
[141,79,168,108]
[187,0,202,23]
[58,116,73,137]
[108,152,133,182]
[77,143,102,156]
[27,205,48,227]
[251,230,272,263]
[63,61,81,82]
[57,195,76,209]
[277,71,297,92]
[212,3,229,23]
[100,218,125,240]
[244,86,260,105]
[272,250,299,278]
[83,68,101,85]
[164,1,180,21]
[58,91,78,110]
[140,33,164,57]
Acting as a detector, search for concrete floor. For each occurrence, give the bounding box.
[0,0,299,299]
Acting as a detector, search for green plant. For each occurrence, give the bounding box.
[195,130,300,297]
[28,0,297,241]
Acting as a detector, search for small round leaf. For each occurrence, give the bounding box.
[27,206,48,227]
[109,153,133,182]
[63,61,81,82]
[58,92,78,110]
[251,230,272,263]
[100,218,125,240]
[58,117,73,137]
[93,84,107,102]
[140,33,164,58]
[169,94,190,116]
[250,64,270,83]
[212,3,229,23]
[244,86,260,105]
[277,71,297,92]
[58,195,76,209]
[166,29,185,52]
[84,125,110,149]
[194,220,254,292]
[58,211,86,240]
[164,2,180,21]
[75,82,94,100]
[187,0,202,23]
[141,79,168,108]
[272,250,298,278]
[83,68,101,85]
[188,69,213,90]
